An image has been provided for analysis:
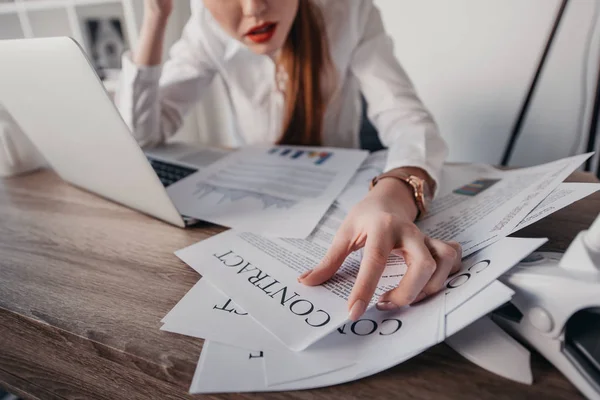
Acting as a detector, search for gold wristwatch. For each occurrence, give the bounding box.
[370,171,432,219]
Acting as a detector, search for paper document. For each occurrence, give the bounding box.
[162,278,444,386]
[175,203,415,351]
[334,154,590,259]
[184,274,522,394]
[335,150,387,211]
[167,145,367,238]
[446,316,533,385]
[443,237,546,313]
[174,221,543,352]
[161,279,357,383]
[511,182,600,232]
[445,280,514,337]
[418,154,591,256]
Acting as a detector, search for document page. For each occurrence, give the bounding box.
[164,238,536,351]
[174,208,404,351]
[445,281,514,337]
[161,280,357,383]
[511,182,600,232]
[167,145,368,238]
[335,150,387,211]
[418,153,591,256]
[334,154,591,258]
[161,277,443,386]
[174,200,544,352]
[184,277,520,394]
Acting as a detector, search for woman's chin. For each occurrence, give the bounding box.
[243,39,284,57]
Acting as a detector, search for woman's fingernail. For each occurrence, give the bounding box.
[297,269,313,282]
[376,301,398,311]
[348,300,367,321]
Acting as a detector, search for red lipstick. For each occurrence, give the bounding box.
[246,22,277,44]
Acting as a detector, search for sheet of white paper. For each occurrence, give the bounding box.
[335,150,387,212]
[174,207,544,352]
[162,277,512,350]
[166,236,540,386]
[174,204,405,351]
[334,154,589,260]
[446,316,533,385]
[419,153,591,257]
[263,293,444,386]
[437,163,504,197]
[161,279,264,350]
[443,237,546,314]
[167,145,367,238]
[188,280,510,394]
[175,231,350,351]
[161,279,357,383]
[161,277,442,386]
[190,341,268,393]
[445,280,513,337]
[511,182,600,232]
[190,340,426,394]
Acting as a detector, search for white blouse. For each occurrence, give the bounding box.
[115,0,448,187]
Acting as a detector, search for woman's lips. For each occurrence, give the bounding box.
[246,22,278,44]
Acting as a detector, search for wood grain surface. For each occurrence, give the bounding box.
[0,169,598,400]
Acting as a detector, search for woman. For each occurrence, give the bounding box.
[117,0,462,321]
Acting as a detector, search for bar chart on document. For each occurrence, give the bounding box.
[268,147,333,165]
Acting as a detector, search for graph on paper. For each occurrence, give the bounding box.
[268,148,333,166]
[194,184,297,210]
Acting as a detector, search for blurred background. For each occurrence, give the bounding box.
[0,0,599,172]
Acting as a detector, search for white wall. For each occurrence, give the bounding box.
[375,0,600,167]
[0,14,23,40]
[374,0,561,164]
[510,0,600,167]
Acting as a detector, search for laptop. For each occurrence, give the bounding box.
[0,36,225,228]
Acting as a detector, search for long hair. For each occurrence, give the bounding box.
[277,0,335,146]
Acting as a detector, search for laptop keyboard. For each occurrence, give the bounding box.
[148,158,198,187]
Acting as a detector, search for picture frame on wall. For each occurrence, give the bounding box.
[82,16,127,81]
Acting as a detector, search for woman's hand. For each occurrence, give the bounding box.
[135,0,173,66]
[144,0,173,20]
[299,170,462,321]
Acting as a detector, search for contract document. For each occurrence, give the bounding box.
[175,210,545,352]
[174,277,517,393]
[167,145,368,238]
[162,278,444,386]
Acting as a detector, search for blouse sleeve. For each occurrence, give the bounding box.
[115,6,219,148]
[349,0,448,192]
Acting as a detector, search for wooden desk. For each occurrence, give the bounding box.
[0,169,598,400]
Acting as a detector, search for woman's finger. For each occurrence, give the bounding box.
[347,228,395,321]
[446,241,463,274]
[377,227,436,309]
[299,223,355,286]
[415,238,458,301]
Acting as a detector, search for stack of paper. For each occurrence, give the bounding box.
[161,148,598,393]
